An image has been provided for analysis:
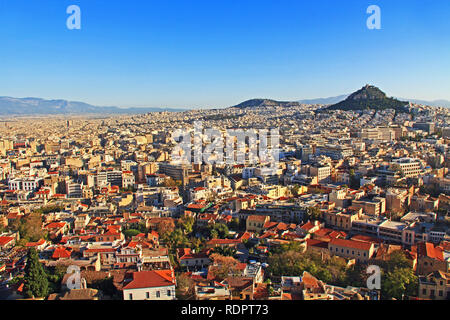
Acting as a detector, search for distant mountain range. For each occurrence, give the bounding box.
[0,89,449,116]
[298,95,350,105]
[404,98,450,108]
[0,97,185,116]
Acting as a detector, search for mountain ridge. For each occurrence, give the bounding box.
[0,96,186,115]
[1,90,449,116]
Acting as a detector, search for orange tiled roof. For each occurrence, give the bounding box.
[123,270,175,289]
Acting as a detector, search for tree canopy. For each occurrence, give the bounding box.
[23,248,49,298]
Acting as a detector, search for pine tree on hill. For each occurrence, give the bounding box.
[23,248,49,299]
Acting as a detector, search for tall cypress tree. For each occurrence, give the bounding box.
[23,248,49,299]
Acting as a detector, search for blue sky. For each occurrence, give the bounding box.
[0,0,449,109]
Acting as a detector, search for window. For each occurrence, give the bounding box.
[439,291,443,297]
[167,290,171,296]
[129,293,133,300]
[156,291,161,298]
[146,292,150,299]
[422,289,426,295]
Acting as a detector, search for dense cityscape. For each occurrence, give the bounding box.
[0,85,449,301]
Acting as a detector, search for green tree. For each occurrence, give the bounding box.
[123,229,141,239]
[212,246,236,257]
[210,229,219,239]
[166,228,189,249]
[178,216,194,234]
[208,223,229,239]
[382,268,417,300]
[13,212,46,242]
[23,248,49,298]
[305,207,321,221]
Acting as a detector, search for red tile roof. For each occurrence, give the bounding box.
[123,270,176,289]
[418,242,444,261]
[207,239,240,246]
[0,236,14,246]
[306,239,329,249]
[52,246,72,259]
[45,222,66,229]
[247,215,268,222]
[329,238,373,251]
[25,239,46,247]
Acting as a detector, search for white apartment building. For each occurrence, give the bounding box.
[8,177,43,191]
[390,158,422,178]
[123,270,176,300]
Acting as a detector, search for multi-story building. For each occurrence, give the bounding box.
[323,207,362,231]
[328,238,375,263]
[66,180,83,198]
[8,177,43,192]
[351,197,386,216]
[309,164,331,184]
[416,242,449,275]
[316,144,353,160]
[123,270,177,300]
[390,158,422,178]
[418,271,450,300]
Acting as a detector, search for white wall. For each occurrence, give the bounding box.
[123,285,176,300]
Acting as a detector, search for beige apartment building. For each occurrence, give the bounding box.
[323,207,362,231]
[246,215,270,233]
[310,165,331,184]
[418,271,450,300]
[328,238,375,263]
[352,197,386,216]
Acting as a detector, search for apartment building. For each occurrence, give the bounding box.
[8,177,43,191]
[309,164,331,184]
[246,215,270,233]
[323,207,362,231]
[328,238,375,263]
[416,242,449,275]
[390,158,422,178]
[418,271,450,300]
[122,270,176,300]
[351,197,386,216]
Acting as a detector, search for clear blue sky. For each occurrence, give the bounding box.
[0,0,449,109]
